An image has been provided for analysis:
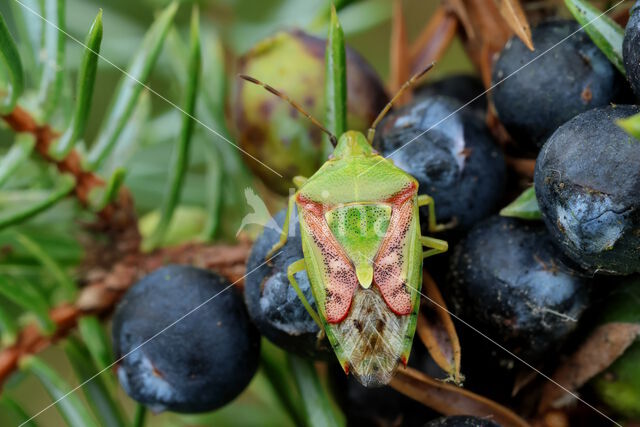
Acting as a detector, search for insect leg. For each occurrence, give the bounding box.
[287,259,324,329]
[266,194,296,259]
[417,194,457,232]
[420,235,448,259]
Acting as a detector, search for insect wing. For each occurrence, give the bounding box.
[297,200,358,324]
[374,196,422,316]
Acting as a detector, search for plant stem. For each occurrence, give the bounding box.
[133,403,147,427]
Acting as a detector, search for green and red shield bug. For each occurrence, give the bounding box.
[240,64,449,387]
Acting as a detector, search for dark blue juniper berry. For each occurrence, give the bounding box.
[492,20,620,150]
[534,105,640,275]
[113,265,260,413]
[624,1,640,98]
[447,216,591,362]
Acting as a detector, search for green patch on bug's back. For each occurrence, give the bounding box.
[325,286,418,387]
[326,203,391,288]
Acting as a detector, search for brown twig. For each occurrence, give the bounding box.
[506,156,536,178]
[0,304,79,386]
[1,106,138,235]
[0,105,142,389]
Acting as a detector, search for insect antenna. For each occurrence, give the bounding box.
[367,62,435,142]
[239,75,339,147]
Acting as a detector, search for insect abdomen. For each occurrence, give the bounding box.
[328,286,413,387]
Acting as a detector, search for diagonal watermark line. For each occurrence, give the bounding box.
[11,0,284,178]
[19,252,282,427]
[10,0,627,424]
[407,283,622,427]
[358,0,626,178]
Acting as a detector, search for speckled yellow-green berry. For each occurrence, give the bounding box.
[233,30,387,194]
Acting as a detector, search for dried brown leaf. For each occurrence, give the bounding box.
[390,0,410,104]
[534,410,570,427]
[390,367,531,427]
[462,0,512,46]
[612,5,631,27]
[487,108,514,146]
[538,322,640,413]
[444,0,475,39]
[505,156,536,178]
[417,271,463,384]
[456,0,513,87]
[512,369,538,397]
[519,0,560,26]
[76,284,117,312]
[494,0,534,50]
[409,6,458,75]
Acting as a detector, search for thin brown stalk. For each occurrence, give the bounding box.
[390,0,411,104]
[410,5,459,76]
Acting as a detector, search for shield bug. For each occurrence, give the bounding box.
[240,65,449,387]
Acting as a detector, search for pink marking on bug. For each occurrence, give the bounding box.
[373,183,416,315]
[385,181,417,205]
[298,195,358,324]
